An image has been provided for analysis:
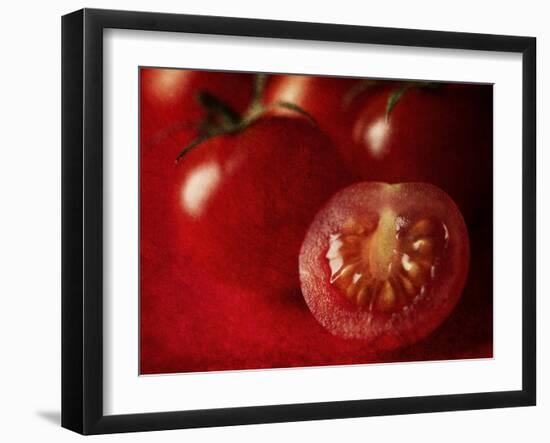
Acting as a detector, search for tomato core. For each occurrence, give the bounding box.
[326,209,448,314]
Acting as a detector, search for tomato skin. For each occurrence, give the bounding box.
[173,117,351,294]
[264,74,377,164]
[140,68,253,147]
[299,182,470,352]
[349,84,492,222]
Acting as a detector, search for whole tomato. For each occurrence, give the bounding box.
[349,83,493,223]
[172,116,351,295]
[140,68,253,148]
[264,74,383,164]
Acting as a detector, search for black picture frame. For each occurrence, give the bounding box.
[62,8,536,435]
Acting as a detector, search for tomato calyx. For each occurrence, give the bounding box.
[385,81,442,120]
[175,74,316,162]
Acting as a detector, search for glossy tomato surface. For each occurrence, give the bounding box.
[299,182,470,352]
[349,83,493,223]
[172,116,351,294]
[264,74,383,164]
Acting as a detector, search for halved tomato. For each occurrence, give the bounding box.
[299,182,470,351]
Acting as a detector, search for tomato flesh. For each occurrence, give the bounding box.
[299,182,469,350]
[327,212,448,313]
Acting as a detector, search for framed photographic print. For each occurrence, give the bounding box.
[62,8,536,435]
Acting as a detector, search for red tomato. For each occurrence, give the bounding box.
[173,117,351,294]
[140,68,253,148]
[349,83,493,222]
[299,182,470,352]
[140,68,253,268]
[264,74,379,163]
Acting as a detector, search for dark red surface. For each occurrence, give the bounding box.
[140,69,493,375]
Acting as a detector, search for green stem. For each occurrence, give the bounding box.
[175,132,218,163]
[196,91,241,128]
[385,81,444,120]
[176,73,317,162]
